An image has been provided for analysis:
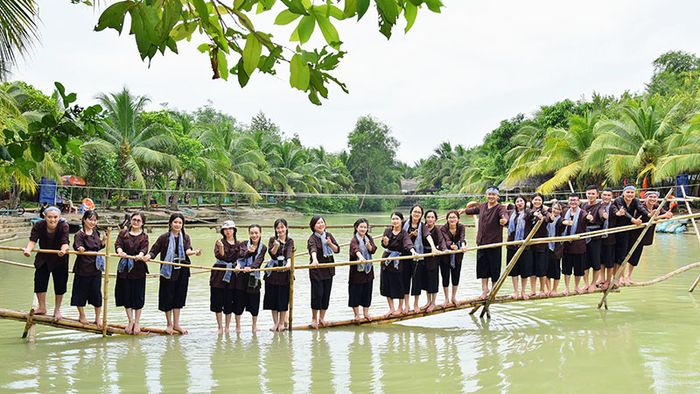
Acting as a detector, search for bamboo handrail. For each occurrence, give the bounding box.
[288,250,295,331]
[597,189,673,309]
[476,219,544,318]
[680,186,700,292]
[2,212,699,275]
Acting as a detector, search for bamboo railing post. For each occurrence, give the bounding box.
[472,219,544,319]
[288,249,295,331]
[680,186,700,292]
[102,228,111,337]
[597,189,673,309]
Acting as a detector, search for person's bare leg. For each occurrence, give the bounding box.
[451,285,459,306]
[78,306,88,325]
[529,276,537,297]
[225,313,232,333]
[551,279,560,296]
[480,279,489,300]
[426,294,436,312]
[353,306,361,322]
[538,277,547,297]
[133,309,142,335]
[319,309,328,326]
[511,277,520,299]
[442,287,450,307]
[270,311,279,331]
[413,295,420,312]
[403,295,410,314]
[35,292,47,315]
[216,312,224,335]
[520,277,529,300]
[385,298,395,318]
[235,314,242,333]
[173,308,187,334]
[165,310,174,335]
[363,307,371,321]
[251,315,257,332]
[94,306,102,329]
[574,276,582,294]
[563,275,571,296]
[588,270,600,292]
[277,311,288,331]
[53,295,64,321]
[125,308,134,334]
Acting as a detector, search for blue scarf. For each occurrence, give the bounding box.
[117,258,134,273]
[385,250,401,269]
[449,241,463,269]
[95,255,105,272]
[265,240,288,278]
[403,220,424,259]
[355,233,373,273]
[547,216,560,251]
[314,232,335,257]
[237,240,264,280]
[564,208,581,237]
[508,210,526,241]
[160,232,186,279]
[217,259,235,283]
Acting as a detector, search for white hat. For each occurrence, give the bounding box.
[221,220,236,230]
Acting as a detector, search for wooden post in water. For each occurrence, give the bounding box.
[288,249,295,331]
[680,186,700,292]
[102,228,111,337]
[472,219,544,319]
[597,188,673,309]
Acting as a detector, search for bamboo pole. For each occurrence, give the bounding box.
[21,308,35,339]
[288,249,295,331]
[598,188,673,309]
[102,228,110,337]
[472,219,544,319]
[680,186,700,292]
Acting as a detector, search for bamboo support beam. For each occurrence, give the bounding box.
[680,186,700,292]
[22,308,35,339]
[472,219,544,318]
[598,189,674,309]
[288,249,295,331]
[102,228,110,337]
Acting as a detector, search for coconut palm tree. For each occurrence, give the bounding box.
[529,111,601,193]
[0,0,39,81]
[501,124,545,187]
[81,88,179,208]
[655,113,700,180]
[584,97,688,185]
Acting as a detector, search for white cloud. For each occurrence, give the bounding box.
[13,0,700,163]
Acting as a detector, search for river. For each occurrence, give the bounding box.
[1,212,699,392]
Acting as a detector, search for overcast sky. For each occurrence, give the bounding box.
[12,0,700,164]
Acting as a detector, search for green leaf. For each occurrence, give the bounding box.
[376,0,399,21]
[192,0,209,21]
[7,144,24,160]
[66,139,83,157]
[217,49,229,80]
[343,0,357,18]
[275,9,301,25]
[404,2,417,33]
[236,60,251,87]
[242,34,262,75]
[424,0,444,13]
[293,15,315,44]
[280,0,307,14]
[290,53,310,90]
[315,15,340,49]
[171,22,197,41]
[95,1,134,33]
[30,140,45,162]
[356,0,370,20]
[197,43,210,53]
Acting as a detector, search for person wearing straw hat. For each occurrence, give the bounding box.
[114,212,149,335]
[146,213,202,335]
[71,209,106,328]
[612,185,650,286]
[22,206,70,321]
[463,186,509,300]
[264,218,295,332]
[210,220,242,335]
[625,190,673,284]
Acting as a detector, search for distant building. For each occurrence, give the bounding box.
[401,178,418,194]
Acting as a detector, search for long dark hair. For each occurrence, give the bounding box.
[81,209,100,237]
[168,213,186,237]
[220,227,237,242]
[513,195,528,211]
[353,218,370,236]
[409,204,424,225]
[531,193,545,209]
[273,218,289,240]
[424,209,438,221]
[309,215,325,233]
[248,224,262,245]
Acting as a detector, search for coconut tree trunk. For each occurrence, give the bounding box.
[170,174,182,210]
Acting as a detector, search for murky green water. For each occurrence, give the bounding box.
[1,212,699,392]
